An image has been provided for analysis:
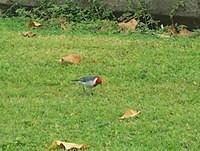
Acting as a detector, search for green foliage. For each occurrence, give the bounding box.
[70,20,120,34]
[1,0,160,32]
[2,0,158,32]
[118,0,158,32]
[1,3,22,17]
[169,0,186,24]
[15,0,113,22]
[134,0,158,31]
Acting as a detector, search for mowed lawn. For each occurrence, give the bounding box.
[0,19,200,151]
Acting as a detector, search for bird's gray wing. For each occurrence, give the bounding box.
[79,76,96,82]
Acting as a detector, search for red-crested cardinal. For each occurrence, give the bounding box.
[73,75,102,90]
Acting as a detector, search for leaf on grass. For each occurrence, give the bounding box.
[178,28,192,37]
[28,20,42,28]
[120,109,141,120]
[22,31,36,38]
[118,18,138,32]
[59,54,81,65]
[49,140,89,150]
[166,25,178,34]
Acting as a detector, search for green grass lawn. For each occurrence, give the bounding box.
[0,18,200,151]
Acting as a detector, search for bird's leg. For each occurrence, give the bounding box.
[82,86,86,92]
[90,88,94,96]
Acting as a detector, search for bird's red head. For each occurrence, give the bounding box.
[95,76,102,85]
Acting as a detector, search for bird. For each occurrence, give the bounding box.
[72,75,102,92]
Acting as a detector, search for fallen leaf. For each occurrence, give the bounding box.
[28,20,42,28]
[120,109,141,120]
[118,18,138,32]
[59,54,81,65]
[22,31,36,38]
[166,25,177,34]
[178,28,192,37]
[49,140,89,150]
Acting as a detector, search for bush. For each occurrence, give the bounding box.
[15,0,113,22]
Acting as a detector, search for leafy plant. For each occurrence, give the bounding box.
[133,0,158,31]
[15,0,113,22]
[117,0,158,32]
[169,0,186,25]
[70,20,119,34]
[1,3,23,17]
[3,0,158,32]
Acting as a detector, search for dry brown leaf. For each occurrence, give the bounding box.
[118,18,138,32]
[166,25,177,34]
[22,31,36,38]
[33,21,42,27]
[178,28,192,37]
[49,140,88,150]
[28,20,42,28]
[59,54,81,65]
[120,109,141,120]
